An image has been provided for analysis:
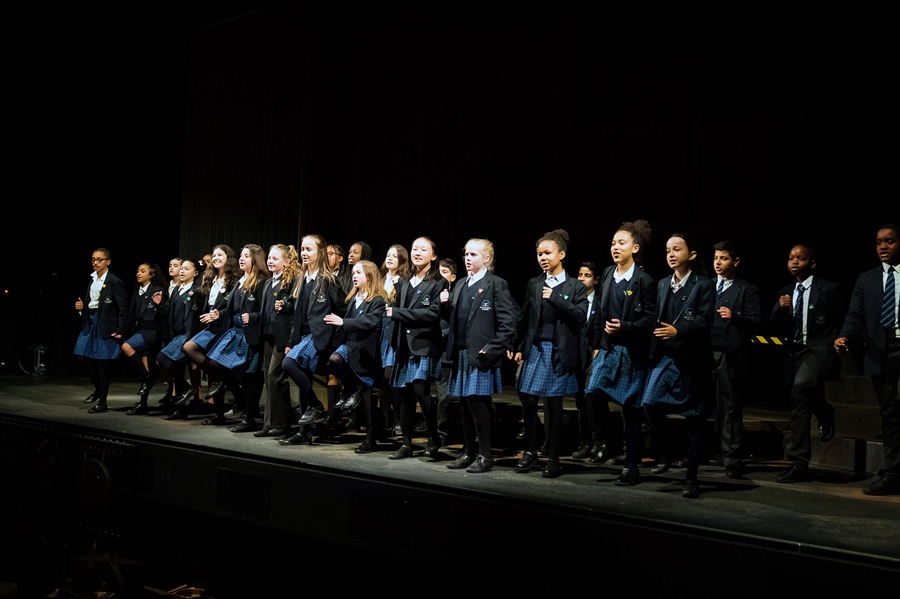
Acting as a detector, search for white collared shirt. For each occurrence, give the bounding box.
[209,276,226,305]
[88,270,108,309]
[794,276,813,344]
[717,275,734,294]
[545,271,566,288]
[671,270,693,293]
[467,269,487,287]
[614,263,635,284]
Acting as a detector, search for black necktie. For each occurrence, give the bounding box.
[793,284,805,344]
[883,266,897,330]
[717,279,725,297]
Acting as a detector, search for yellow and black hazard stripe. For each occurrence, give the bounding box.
[750,336,788,345]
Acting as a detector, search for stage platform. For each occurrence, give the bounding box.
[1,372,898,597]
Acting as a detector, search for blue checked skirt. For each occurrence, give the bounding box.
[334,344,375,388]
[160,333,190,363]
[187,329,218,352]
[517,341,578,396]
[391,354,441,388]
[380,339,396,369]
[641,354,699,416]
[207,316,260,372]
[286,334,323,374]
[586,344,646,407]
[73,313,121,360]
[449,348,502,397]
[123,332,151,355]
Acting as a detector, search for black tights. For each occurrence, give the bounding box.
[461,395,492,458]
[77,356,112,406]
[398,380,437,448]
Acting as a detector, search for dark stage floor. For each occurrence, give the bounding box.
[1,372,898,597]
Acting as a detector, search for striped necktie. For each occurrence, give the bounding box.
[793,284,805,344]
[883,266,897,330]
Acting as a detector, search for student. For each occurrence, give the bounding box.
[710,240,761,478]
[348,241,374,269]
[379,244,411,438]
[74,248,129,414]
[121,262,168,415]
[173,245,240,420]
[770,243,843,483]
[441,238,517,473]
[435,257,459,446]
[638,232,715,499]
[255,244,301,438]
[156,259,206,418]
[323,260,387,453]
[835,224,900,495]
[327,244,349,293]
[203,244,269,429]
[572,260,601,460]
[279,234,346,446]
[512,229,588,478]
[385,236,447,460]
[157,257,184,405]
[586,221,656,471]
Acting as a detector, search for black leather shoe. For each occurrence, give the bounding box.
[672,458,688,468]
[819,413,836,443]
[87,405,108,414]
[572,442,591,459]
[775,464,810,483]
[174,388,195,406]
[83,393,99,404]
[615,468,642,486]
[423,440,441,458]
[137,376,155,396]
[298,406,324,425]
[413,418,428,434]
[516,427,525,440]
[341,390,362,412]
[388,445,412,460]
[542,460,562,478]
[447,454,475,470]
[355,440,376,454]
[588,445,609,464]
[537,443,550,458]
[651,461,671,474]
[682,479,700,498]
[158,394,176,407]
[230,421,259,433]
[514,451,539,473]
[863,473,900,496]
[201,416,227,426]
[279,432,313,446]
[126,404,149,416]
[253,427,272,437]
[466,455,494,473]
[204,383,224,400]
[725,463,745,479]
[165,407,189,420]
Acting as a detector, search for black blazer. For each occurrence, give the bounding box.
[81,270,128,338]
[341,295,386,380]
[515,273,588,372]
[286,275,346,352]
[711,277,761,378]
[229,278,266,347]
[161,281,206,341]
[839,265,896,376]
[770,276,843,381]
[200,281,235,338]
[590,265,657,365]
[390,276,447,359]
[261,276,297,352]
[125,284,166,345]
[443,271,518,371]
[651,272,715,373]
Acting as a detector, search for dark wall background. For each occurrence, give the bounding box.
[3,2,897,375]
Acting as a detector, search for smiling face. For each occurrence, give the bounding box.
[536,239,564,275]
[267,248,285,275]
[876,227,899,265]
[210,248,227,273]
[410,238,436,273]
[787,245,815,281]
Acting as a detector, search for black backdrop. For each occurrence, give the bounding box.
[3,2,897,375]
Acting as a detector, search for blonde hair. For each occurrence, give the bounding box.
[345,260,389,303]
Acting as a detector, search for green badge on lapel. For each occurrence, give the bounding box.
[563,295,569,300]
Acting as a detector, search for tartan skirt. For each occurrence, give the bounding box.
[517,341,578,397]
[334,344,375,388]
[207,317,259,372]
[286,334,323,374]
[73,313,121,360]
[123,332,151,355]
[448,348,503,397]
[641,354,700,416]
[391,354,441,388]
[586,344,646,407]
[160,333,190,363]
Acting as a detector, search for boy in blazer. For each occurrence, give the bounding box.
[710,241,761,478]
[835,224,900,495]
[770,243,844,483]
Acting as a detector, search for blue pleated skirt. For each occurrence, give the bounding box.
[448,348,502,397]
[517,341,578,396]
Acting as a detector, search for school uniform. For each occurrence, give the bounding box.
[514,271,587,471]
[207,277,264,373]
[187,276,234,351]
[73,268,128,407]
[443,269,517,468]
[770,275,843,471]
[259,274,297,434]
[711,276,761,470]
[839,262,900,490]
[122,283,166,356]
[159,281,206,364]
